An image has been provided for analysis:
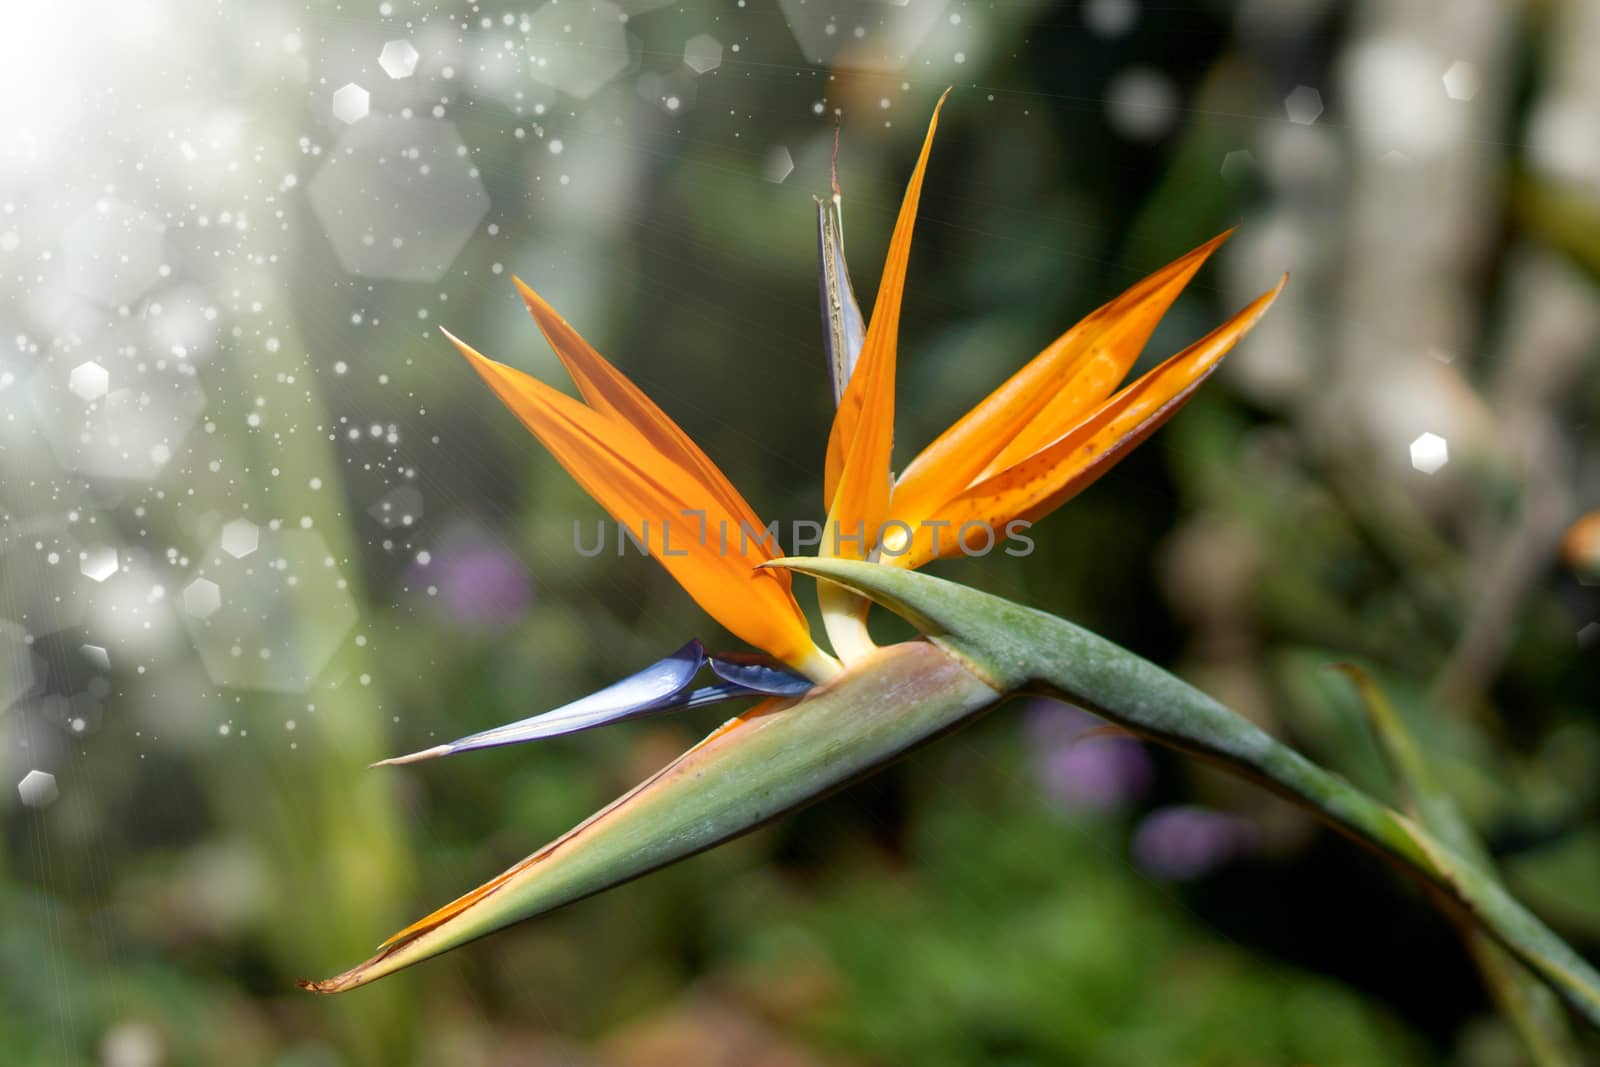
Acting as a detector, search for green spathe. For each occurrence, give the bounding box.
[309,559,1600,1039]
[771,556,1600,1031]
[305,639,1001,992]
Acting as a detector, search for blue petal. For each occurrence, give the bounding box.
[681,682,758,709]
[709,652,815,696]
[375,640,710,765]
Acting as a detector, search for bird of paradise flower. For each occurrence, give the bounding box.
[304,93,1285,992]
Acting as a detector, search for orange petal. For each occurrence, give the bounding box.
[511,277,762,532]
[889,276,1286,569]
[444,329,821,671]
[822,89,948,558]
[889,230,1233,530]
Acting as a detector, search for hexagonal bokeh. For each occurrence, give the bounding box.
[332,82,370,124]
[683,33,723,74]
[183,577,221,619]
[69,360,108,401]
[182,528,357,693]
[1220,149,1256,182]
[1284,85,1323,125]
[380,39,420,79]
[308,117,490,283]
[777,0,949,71]
[63,201,166,308]
[80,546,118,583]
[1409,432,1449,474]
[29,353,207,482]
[528,0,631,100]
[764,145,795,183]
[17,769,58,808]
[220,518,260,559]
[1442,60,1479,102]
[1,619,38,712]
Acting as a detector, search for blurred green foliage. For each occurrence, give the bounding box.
[3,0,1599,1064]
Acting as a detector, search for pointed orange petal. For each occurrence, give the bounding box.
[510,277,765,535]
[889,230,1234,530]
[822,90,948,558]
[889,276,1285,569]
[444,329,820,670]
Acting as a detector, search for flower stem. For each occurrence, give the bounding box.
[818,579,877,665]
[774,556,1600,1031]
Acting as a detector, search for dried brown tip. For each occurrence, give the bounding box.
[370,744,451,768]
[298,968,369,995]
[830,119,842,199]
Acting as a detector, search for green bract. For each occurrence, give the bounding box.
[777,557,1600,1034]
[310,558,1600,1051]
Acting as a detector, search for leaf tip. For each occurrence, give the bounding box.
[296,976,342,995]
[370,745,450,769]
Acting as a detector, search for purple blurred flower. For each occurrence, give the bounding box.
[1133,805,1258,881]
[1022,698,1153,812]
[417,522,533,627]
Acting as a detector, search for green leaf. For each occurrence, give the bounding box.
[1517,174,1600,288]
[1336,664,1581,1067]
[770,556,1600,1031]
[304,639,1003,992]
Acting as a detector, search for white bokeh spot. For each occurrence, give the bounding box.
[332,82,370,124]
[18,769,58,808]
[184,577,222,619]
[1106,67,1178,141]
[69,360,109,402]
[379,39,420,79]
[683,34,723,74]
[764,145,795,183]
[80,546,119,583]
[1409,432,1449,474]
[1442,60,1480,102]
[221,518,260,559]
[1284,85,1323,125]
